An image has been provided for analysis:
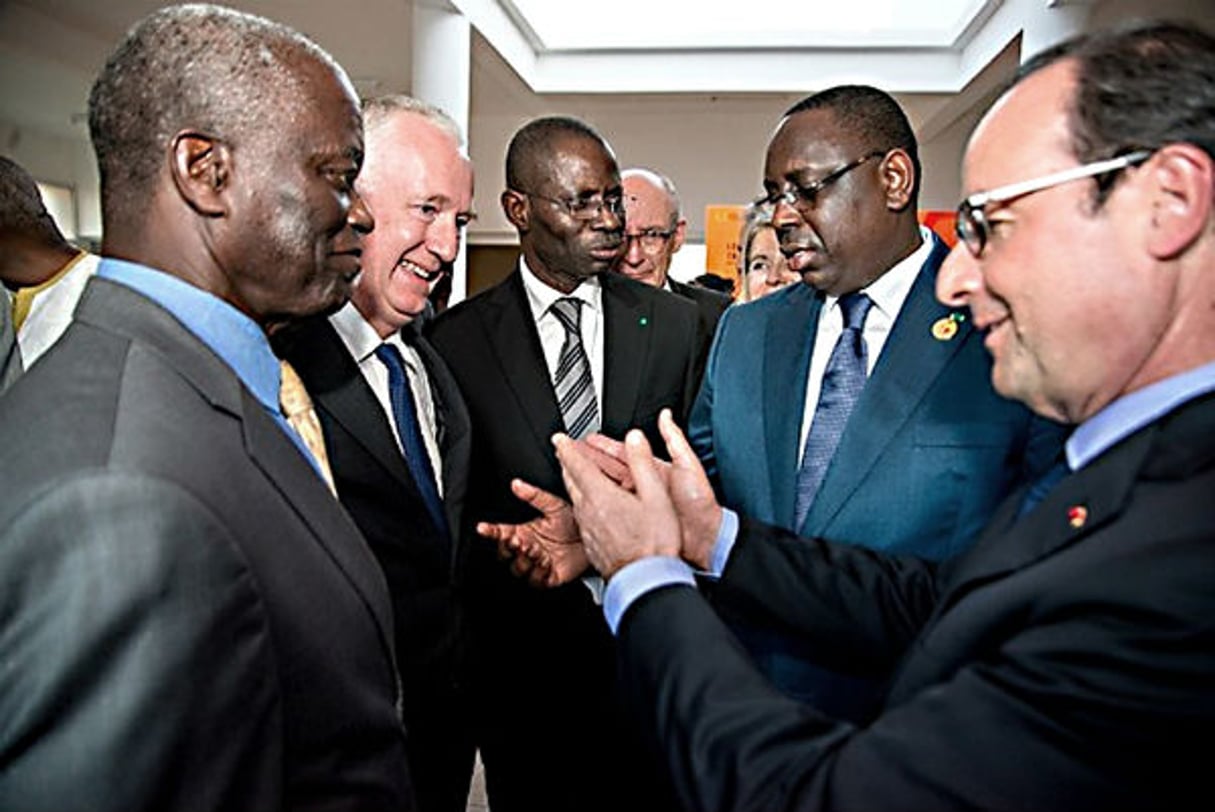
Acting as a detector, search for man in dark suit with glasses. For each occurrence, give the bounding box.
[427,116,697,812]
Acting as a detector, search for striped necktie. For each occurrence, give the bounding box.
[550,297,599,440]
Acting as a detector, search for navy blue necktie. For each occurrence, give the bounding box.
[794,292,873,530]
[374,343,449,537]
[1016,457,1070,518]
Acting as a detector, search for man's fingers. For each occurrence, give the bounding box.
[553,433,603,505]
[659,408,698,470]
[510,478,565,514]
[575,438,631,484]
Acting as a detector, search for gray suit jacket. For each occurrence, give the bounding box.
[0,277,412,811]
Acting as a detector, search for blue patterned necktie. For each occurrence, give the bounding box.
[550,297,600,440]
[374,343,449,537]
[793,292,874,530]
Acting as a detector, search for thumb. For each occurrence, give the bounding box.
[659,408,697,471]
[623,428,666,504]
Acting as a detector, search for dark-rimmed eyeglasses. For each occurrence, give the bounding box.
[515,189,625,221]
[756,151,885,211]
[955,150,1153,258]
[624,228,674,252]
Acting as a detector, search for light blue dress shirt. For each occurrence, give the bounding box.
[602,360,1215,635]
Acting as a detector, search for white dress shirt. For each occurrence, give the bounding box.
[17,251,100,367]
[329,301,444,496]
[519,258,605,409]
[797,227,935,462]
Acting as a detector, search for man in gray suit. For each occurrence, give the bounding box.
[0,5,413,810]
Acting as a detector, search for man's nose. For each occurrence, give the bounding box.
[936,242,979,307]
[348,188,374,235]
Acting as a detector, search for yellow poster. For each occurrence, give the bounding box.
[704,204,745,294]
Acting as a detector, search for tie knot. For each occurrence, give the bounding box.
[838,292,872,331]
[550,298,583,335]
[374,342,406,373]
[278,360,312,419]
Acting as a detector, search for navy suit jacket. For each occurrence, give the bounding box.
[619,391,1215,812]
[689,235,1063,560]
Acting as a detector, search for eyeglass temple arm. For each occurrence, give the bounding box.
[965,151,1152,209]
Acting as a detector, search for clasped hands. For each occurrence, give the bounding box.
[476,409,722,585]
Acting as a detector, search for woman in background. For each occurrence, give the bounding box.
[739,203,798,301]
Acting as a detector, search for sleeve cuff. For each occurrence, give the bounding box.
[603,556,696,634]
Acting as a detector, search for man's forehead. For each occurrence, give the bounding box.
[965,59,1077,188]
[766,109,854,170]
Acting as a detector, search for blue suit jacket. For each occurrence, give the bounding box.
[688,236,1064,716]
[690,235,1063,561]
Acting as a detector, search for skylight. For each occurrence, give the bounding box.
[508,0,992,50]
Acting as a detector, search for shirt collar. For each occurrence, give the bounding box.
[1067,359,1215,470]
[96,258,281,414]
[330,299,391,363]
[519,255,602,319]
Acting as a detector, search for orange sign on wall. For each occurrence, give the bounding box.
[704,204,746,290]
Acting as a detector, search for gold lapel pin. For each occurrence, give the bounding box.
[1067,505,1088,529]
[931,311,966,341]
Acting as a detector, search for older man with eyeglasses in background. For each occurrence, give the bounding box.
[426,115,697,812]
[617,167,731,384]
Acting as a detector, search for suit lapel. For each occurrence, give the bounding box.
[600,272,649,434]
[412,330,471,556]
[80,280,397,660]
[302,322,415,492]
[802,238,966,533]
[765,284,821,527]
[937,423,1151,613]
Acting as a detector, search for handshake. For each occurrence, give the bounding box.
[477,409,724,585]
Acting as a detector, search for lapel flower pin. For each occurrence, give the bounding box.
[931,311,966,341]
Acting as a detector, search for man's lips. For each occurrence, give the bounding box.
[397,257,444,282]
[783,245,822,272]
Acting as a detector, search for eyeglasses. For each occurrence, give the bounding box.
[624,228,674,252]
[757,151,885,211]
[955,150,1153,257]
[516,189,625,221]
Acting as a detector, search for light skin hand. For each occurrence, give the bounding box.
[655,409,722,571]
[554,426,682,580]
[585,411,721,569]
[476,479,588,588]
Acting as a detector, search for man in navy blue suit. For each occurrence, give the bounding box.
[686,85,1064,716]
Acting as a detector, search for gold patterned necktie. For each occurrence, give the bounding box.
[278,359,337,495]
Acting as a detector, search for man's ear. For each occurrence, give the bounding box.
[670,218,687,253]
[170,131,229,217]
[880,148,915,213]
[1143,143,1213,260]
[501,189,529,232]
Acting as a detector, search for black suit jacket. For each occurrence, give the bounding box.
[276,316,470,696]
[618,392,1215,811]
[670,277,731,387]
[426,268,699,812]
[0,278,411,811]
